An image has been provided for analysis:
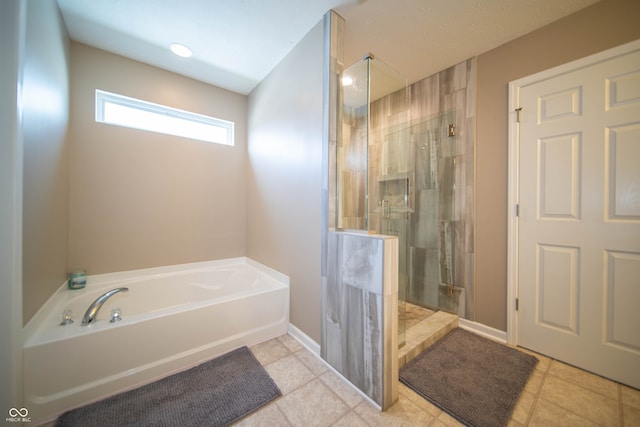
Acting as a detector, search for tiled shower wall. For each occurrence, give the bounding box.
[404,58,475,319]
[338,106,368,230]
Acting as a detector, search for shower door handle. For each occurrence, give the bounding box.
[381,199,390,219]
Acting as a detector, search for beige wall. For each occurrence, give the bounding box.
[22,0,70,324]
[16,0,638,353]
[247,21,324,343]
[68,43,248,274]
[475,0,640,330]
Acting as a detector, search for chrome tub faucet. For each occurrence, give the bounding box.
[81,287,129,325]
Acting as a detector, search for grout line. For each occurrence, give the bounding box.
[536,359,624,425]
[524,355,551,426]
[273,403,294,427]
[287,332,382,411]
[267,342,320,426]
[619,383,624,427]
[273,333,372,426]
[328,412,358,427]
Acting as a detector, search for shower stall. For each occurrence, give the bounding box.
[335,54,474,347]
[320,31,475,407]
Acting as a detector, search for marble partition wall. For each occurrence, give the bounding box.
[321,231,398,410]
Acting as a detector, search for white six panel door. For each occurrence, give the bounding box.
[516,43,640,389]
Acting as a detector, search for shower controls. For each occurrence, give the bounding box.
[381,199,390,219]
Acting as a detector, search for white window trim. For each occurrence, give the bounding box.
[95,89,234,146]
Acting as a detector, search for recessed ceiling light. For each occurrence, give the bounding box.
[170,43,192,58]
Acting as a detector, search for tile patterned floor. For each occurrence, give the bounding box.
[237,333,640,427]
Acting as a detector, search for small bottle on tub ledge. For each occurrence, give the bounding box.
[68,269,87,290]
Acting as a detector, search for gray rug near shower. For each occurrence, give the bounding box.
[400,328,538,427]
[55,346,281,427]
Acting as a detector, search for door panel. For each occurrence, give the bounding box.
[606,123,640,220]
[517,44,640,389]
[536,244,579,334]
[538,133,581,219]
[605,251,640,353]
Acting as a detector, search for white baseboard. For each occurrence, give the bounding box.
[458,318,507,344]
[287,323,321,356]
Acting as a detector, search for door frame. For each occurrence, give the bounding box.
[1,0,26,411]
[506,38,640,346]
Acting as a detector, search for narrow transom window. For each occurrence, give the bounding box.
[95,89,234,146]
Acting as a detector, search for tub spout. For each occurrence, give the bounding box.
[81,287,129,325]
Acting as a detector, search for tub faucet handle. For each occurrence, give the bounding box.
[60,309,74,326]
[110,307,122,323]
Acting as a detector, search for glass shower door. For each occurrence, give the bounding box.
[406,110,460,315]
[365,57,410,348]
[369,127,411,348]
[338,55,410,348]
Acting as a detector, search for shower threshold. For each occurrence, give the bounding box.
[399,308,458,368]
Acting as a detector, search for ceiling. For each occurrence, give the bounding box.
[56,0,600,95]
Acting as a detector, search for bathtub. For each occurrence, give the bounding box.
[23,257,289,424]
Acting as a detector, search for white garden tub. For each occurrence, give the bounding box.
[23,257,289,424]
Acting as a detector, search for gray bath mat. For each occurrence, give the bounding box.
[56,346,281,427]
[400,328,538,427]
